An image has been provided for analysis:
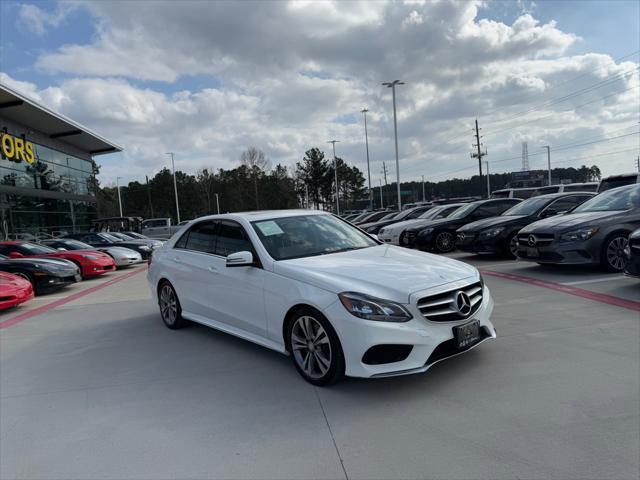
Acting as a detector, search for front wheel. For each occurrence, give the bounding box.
[287,308,344,386]
[434,231,456,253]
[505,233,519,259]
[601,234,629,272]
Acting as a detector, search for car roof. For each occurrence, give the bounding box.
[191,209,330,223]
[532,191,596,199]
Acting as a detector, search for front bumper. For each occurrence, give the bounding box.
[456,232,504,254]
[624,246,640,278]
[35,271,79,293]
[113,254,144,267]
[0,284,34,310]
[377,231,401,245]
[81,259,117,277]
[516,234,600,265]
[414,231,435,251]
[322,285,496,378]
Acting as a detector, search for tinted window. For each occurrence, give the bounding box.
[563,184,597,192]
[491,190,510,198]
[184,221,217,253]
[599,175,639,192]
[547,196,583,213]
[573,185,640,212]
[496,200,520,213]
[216,221,252,256]
[503,197,550,216]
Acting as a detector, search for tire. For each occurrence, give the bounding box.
[434,231,456,253]
[504,233,519,259]
[286,307,345,386]
[12,270,35,291]
[601,234,629,272]
[158,281,188,329]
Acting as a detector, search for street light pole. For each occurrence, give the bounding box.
[116,177,123,217]
[165,152,181,223]
[361,108,373,211]
[327,140,340,214]
[421,175,425,202]
[214,193,220,214]
[485,161,490,198]
[383,79,405,210]
[542,146,551,185]
[379,178,384,209]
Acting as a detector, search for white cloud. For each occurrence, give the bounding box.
[18,2,77,36]
[2,0,637,185]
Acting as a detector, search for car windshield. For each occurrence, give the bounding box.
[572,185,640,212]
[112,233,134,240]
[124,232,145,239]
[502,197,551,216]
[99,233,121,242]
[62,240,94,250]
[599,176,637,192]
[252,214,378,260]
[20,242,57,254]
[447,203,477,219]
[0,254,7,260]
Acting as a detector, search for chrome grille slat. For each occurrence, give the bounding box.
[416,281,483,322]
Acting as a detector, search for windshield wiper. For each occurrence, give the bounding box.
[324,246,368,255]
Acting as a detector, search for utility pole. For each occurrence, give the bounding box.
[214,193,220,214]
[145,175,154,218]
[485,161,490,198]
[116,177,123,217]
[379,179,384,209]
[381,161,388,185]
[421,175,425,202]
[361,108,373,211]
[327,140,340,215]
[382,80,405,210]
[165,152,181,223]
[471,119,487,197]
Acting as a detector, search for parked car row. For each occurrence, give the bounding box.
[0,231,162,312]
[361,184,640,274]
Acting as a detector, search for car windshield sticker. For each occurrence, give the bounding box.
[256,220,284,236]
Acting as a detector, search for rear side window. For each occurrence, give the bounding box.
[183,221,217,253]
[547,196,583,213]
[215,220,252,256]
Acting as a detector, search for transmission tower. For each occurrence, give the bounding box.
[521,142,530,171]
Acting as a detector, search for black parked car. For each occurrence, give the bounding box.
[65,232,162,260]
[624,228,640,278]
[456,192,595,258]
[409,198,522,252]
[0,254,80,294]
[517,184,640,272]
[361,206,434,234]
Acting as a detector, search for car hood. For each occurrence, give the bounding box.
[520,210,626,233]
[381,218,433,234]
[273,245,478,303]
[98,246,141,256]
[0,257,77,269]
[458,215,527,232]
[406,216,465,232]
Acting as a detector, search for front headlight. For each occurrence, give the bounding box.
[338,292,413,322]
[479,226,505,239]
[81,254,100,260]
[559,227,599,243]
[138,245,151,251]
[378,227,386,235]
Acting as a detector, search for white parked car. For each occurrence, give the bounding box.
[147,210,496,385]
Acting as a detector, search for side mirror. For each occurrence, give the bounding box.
[226,251,254,267]
[8,251,24,258]
[541,208,557,218]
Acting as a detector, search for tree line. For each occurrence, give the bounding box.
[97,145,602,221]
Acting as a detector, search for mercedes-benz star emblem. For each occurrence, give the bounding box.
[527,234,537,247]
[455,291,472,316]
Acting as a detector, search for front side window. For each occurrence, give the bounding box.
[18,242,57,255]
[252,214,378,261]
[502,197,550,216]
[215,221,252,256]
[448,203,477,219]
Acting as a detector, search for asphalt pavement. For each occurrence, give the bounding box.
[1,257,638,480]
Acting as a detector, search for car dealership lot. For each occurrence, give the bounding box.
[1,257,638,479]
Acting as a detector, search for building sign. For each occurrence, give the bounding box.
[1,130,35,164]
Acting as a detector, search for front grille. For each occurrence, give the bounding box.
[456,232,476,245]
[416,281,483,322]
[517,233,554,247]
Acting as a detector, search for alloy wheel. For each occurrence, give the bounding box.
[291,315,332,379]
[435,232,455,253]
[606,236,628,271]
[509,235,519,258]
[159,284,178,325]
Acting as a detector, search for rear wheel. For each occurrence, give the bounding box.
[601,234,628,272]
[286,308,344,386]
[158,281,187,329]
[505,233,519,259]
[434,231,456,253]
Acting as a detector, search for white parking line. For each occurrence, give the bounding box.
[562,276,627,286]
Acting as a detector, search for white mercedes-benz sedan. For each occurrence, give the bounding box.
[147,210,496,385]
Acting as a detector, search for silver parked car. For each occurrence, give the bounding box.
[41,239,143,268]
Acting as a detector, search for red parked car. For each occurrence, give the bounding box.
[0,271,34,310]
[0,241,116,279]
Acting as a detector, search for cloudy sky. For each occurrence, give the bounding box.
[0,0,638,187]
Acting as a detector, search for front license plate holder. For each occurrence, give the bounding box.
[454,320,481,349]
[526,247,539,258]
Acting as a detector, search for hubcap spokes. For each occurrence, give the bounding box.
[607,237,628,270]
[160,285,177,324]
[292,316,331,379]
[510,237,518,256]
[437,233,453,251]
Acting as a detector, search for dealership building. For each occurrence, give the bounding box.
[0,83,121,239]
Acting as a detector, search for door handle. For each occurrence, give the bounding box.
[208,266,219,274]
[173,256,181,263]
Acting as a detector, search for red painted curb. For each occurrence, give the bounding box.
[481,269,640,312]
[0,267,147,329]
